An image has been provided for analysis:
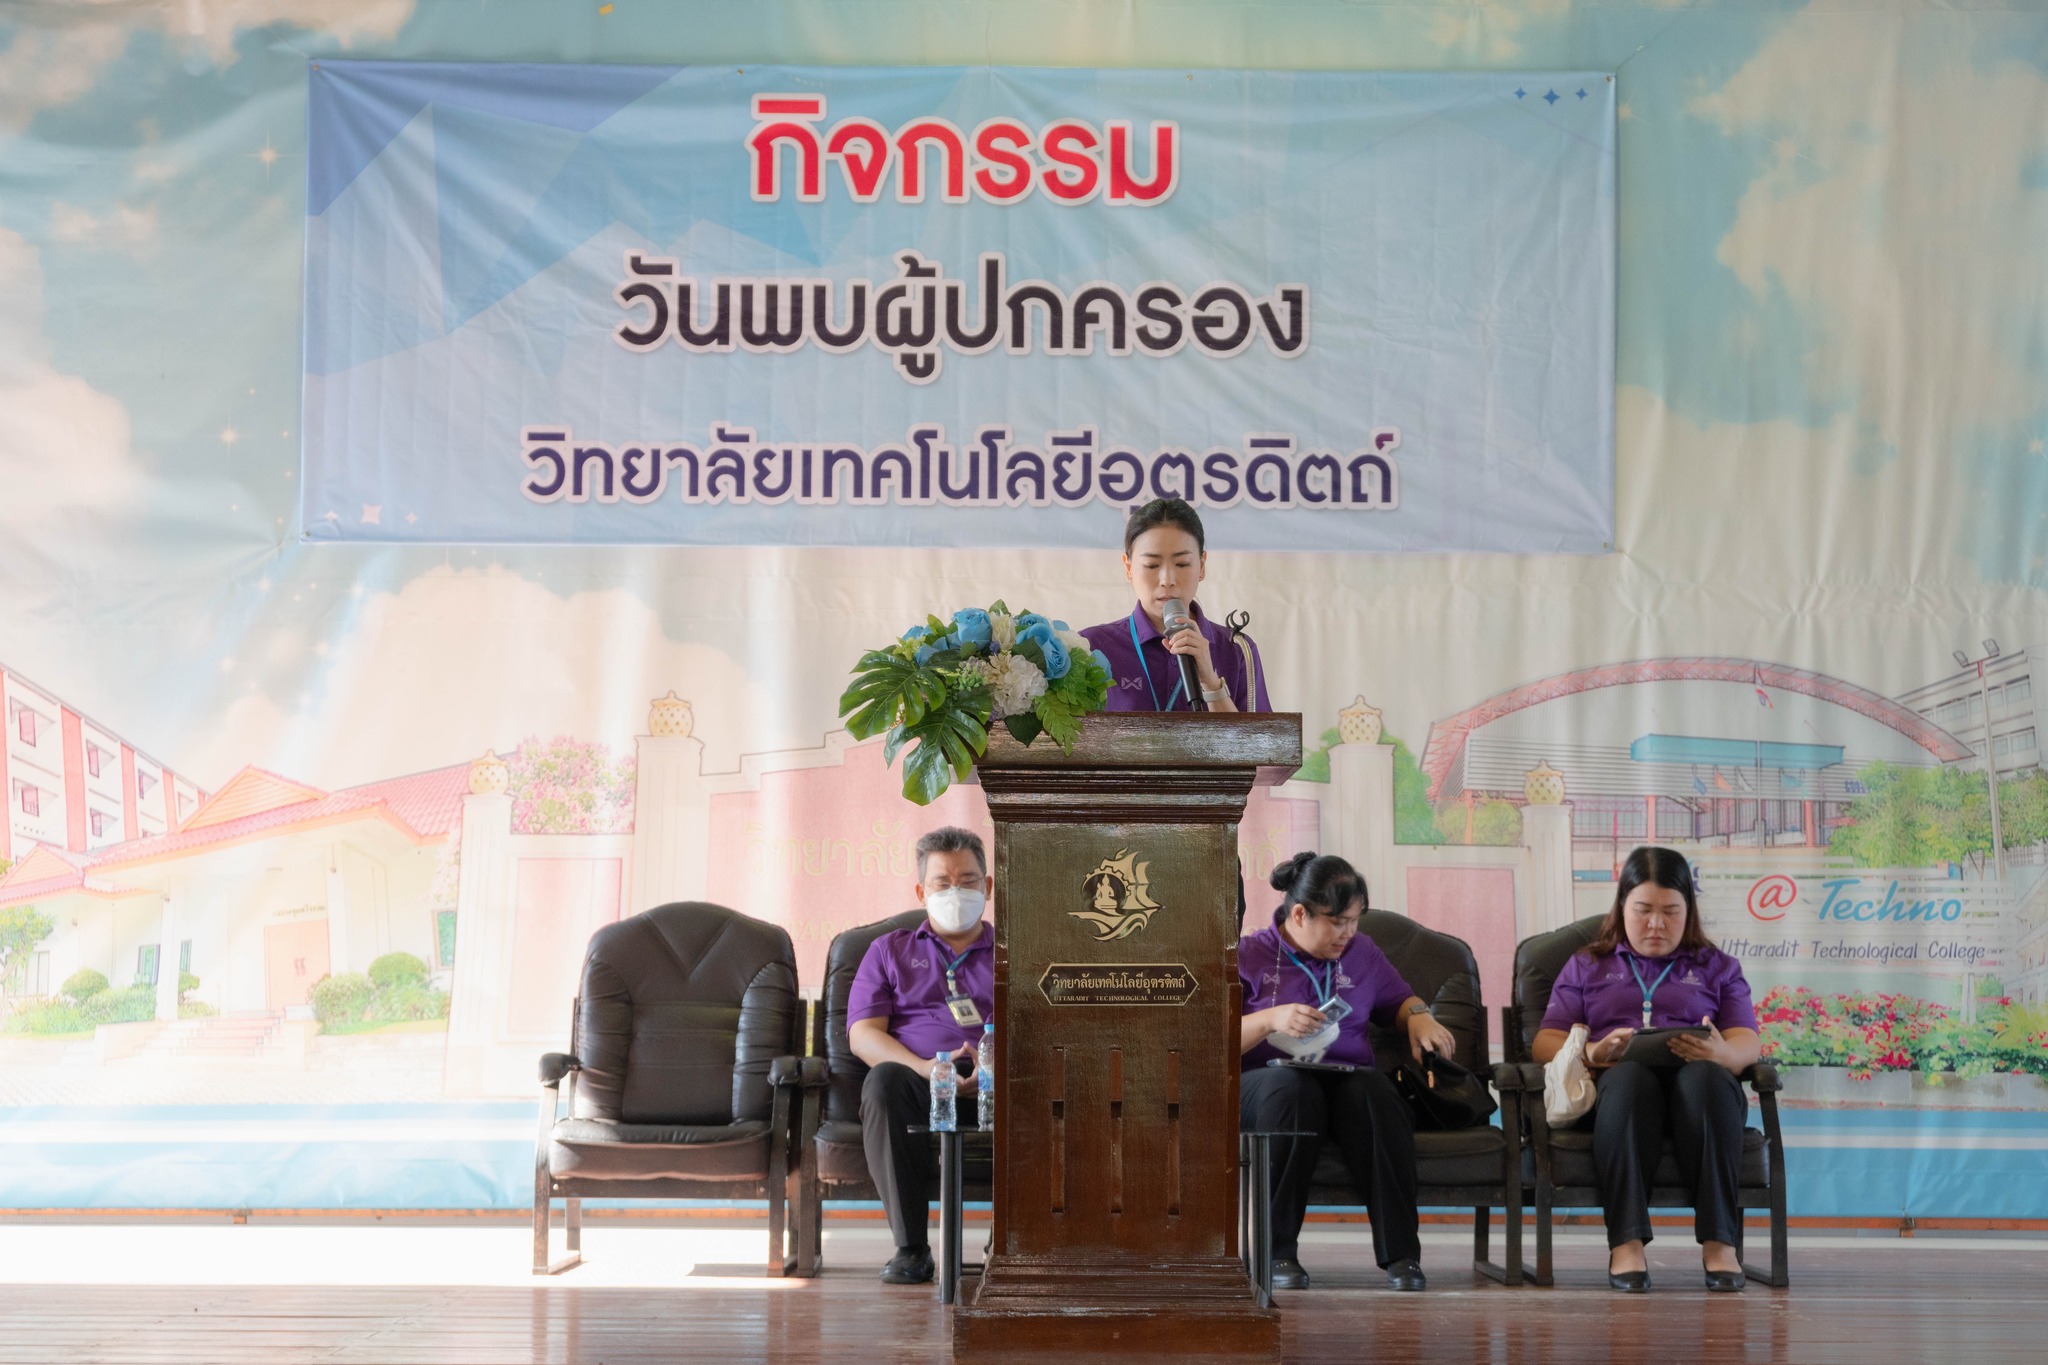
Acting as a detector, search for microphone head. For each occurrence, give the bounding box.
[1161,598,1192,634]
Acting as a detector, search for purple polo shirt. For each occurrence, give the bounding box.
[1540,944,1759,1044]
[848,918,995,1061]
[1081,603,1272,713]
[1237,916,1414,1070]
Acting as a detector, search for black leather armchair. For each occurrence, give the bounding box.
[795,909,992,1274]
[1506,915,1789,1287]
[1282,909,1530,1284]
[532,901,825,1276]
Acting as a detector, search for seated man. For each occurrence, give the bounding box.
[848,825,993,1285]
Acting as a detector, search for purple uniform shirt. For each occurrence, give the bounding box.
[1238,916,1414,1070]
[848,919,995,1062]
[1539,944,1759,1043]
[1081,603,1272,713]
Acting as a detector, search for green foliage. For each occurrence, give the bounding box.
[1388,735,1446,846]
[61,968,110,1002]
[2,1000,86,1034]
[1433,797,1524,846]
[1758,985,2048,1080]
[367,952,430,991]
[1291,726,1344,783]
[841,601,1112,805]
[179,1000,218,1019]
[0,906,55,985]
[309,972,374,1027]
[78,985,156,1027]
[311,968,448,1031]
[1827,763,2048,869]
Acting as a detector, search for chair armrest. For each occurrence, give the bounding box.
[1491,1062,1525,1092]
[539,1052,581,1086]
[1515,1062,1546,1094]
[770,1054,829,1088]
[1742,1059,1782,1093]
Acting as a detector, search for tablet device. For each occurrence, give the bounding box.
[1619,1026,1710,1069]
[1265,1058,1358,1074]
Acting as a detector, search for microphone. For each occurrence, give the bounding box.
[1160,598,1204,712]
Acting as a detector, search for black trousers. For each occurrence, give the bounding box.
[1240,1065,1421,1268]
[1591,1060,1746,1249]
[861,1061,936,1250]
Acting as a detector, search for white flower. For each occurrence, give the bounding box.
[1056,628,1091,654]
[989,611,1017,651]
[973,650,1048,718]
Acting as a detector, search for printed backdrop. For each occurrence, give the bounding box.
[1,0,2046,1222]
[301,61,1615,551]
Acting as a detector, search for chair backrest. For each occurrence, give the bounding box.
[819,909,929,1126]
[572,901,800,1127]
[1356,909,1487,1073]
[1509,914,1606,1058]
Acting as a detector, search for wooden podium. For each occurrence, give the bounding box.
[955,712,1303,1361]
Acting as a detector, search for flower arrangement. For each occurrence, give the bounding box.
[840,601,1114,804]
[1756,984,2048,1081]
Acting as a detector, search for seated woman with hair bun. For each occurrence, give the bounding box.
[1238,851,1456,1293]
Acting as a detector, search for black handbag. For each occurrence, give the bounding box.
[1391,1051,1497,1131]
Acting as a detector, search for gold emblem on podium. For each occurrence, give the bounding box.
[1073,849,1163,941]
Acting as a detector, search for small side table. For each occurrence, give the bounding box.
[910,1124,994,1305]
[1240,1129,1314,1308]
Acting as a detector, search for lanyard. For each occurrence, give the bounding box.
[1127,610,1187,713]
[1626,953,1678,1028]
[1284,949,1337,1005]
[942,943,980,995]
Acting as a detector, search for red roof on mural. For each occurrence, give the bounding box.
[0,762,472,906]
[1418,657,1975,802]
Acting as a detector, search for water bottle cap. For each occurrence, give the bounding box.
[983,1022,994,1031]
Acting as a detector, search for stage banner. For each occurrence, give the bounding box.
[301,62,1615,550]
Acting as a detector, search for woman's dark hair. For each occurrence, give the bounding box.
[1269,852,1368,919]
[1590,845,1713,956]
[1123,497,1206,556]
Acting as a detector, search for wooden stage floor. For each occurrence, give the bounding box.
[0,1220,2040,1363]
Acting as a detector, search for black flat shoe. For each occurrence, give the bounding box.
[879,1246,934,1284]
[1704,1268,1745,1293]
[1270,1256,1311,1291]
[1608,1269,1651,1293]
[1385,1258,1427,1292]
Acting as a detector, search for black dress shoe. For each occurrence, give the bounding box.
[1270,1256,1311,1291]
[1704,1268,1745,1293]
[1385,1258,1427,1292]
[879,1246,934,1284]
[1608,1269,1652,1293]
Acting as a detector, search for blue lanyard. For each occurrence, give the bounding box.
[1284,949,1337,1005]
[942,943,980,994]
[1626,953,1678,1027]
[1127,610,1187,713]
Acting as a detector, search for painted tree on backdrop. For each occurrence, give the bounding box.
[1292,729,1444,845]
[1830,763,2048,871]
[506,737,638,834]
[0,902,55,997]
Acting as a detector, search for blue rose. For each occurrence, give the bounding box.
[1038,631,1072,681]
[951,607,993,650]
[1016,615,1057,648]
[1091,648,1114,675]
[914,631,954,666]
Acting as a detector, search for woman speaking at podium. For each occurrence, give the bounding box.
[1079,498,1271,713]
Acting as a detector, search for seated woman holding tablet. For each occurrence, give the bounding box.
[1237,853,1456,1292]
[1530,846,1762,1294]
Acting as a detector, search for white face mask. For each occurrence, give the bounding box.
[925,888,987,934]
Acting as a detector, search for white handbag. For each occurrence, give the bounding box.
[1543,1023,1597,1126]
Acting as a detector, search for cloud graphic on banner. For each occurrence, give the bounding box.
[0,227,145,525]
[184,565,764,792]
[0,1,414,130]
[1424,1,1572,61]
[1693,11,2048,445]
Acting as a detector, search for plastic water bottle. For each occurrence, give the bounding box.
[928,1052,957,1133]
[977,1023,996,1131]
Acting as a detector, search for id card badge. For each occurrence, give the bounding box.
[946,994,984,1027]
[1318,996,1353,1025]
